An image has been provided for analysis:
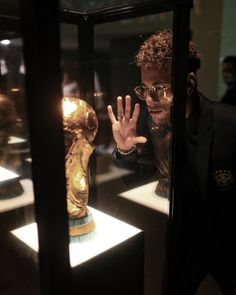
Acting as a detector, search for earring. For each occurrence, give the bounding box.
[187,88,192,96]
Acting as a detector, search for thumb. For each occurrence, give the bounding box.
[133,136,147,145]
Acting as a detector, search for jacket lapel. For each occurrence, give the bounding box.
[196,94,214,203]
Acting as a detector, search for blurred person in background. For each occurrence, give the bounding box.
[221,55,236,106]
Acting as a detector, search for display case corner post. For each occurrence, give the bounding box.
[19,0,72,294]
[168,3,191,294]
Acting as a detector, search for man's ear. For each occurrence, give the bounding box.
[187,72,197,95]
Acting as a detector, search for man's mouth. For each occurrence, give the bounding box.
[148,108,163,114]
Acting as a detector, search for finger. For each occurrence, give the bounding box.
[131,103,140,124]
[133,136,147,145]
[125,95,131,120]
[117,96,124,121]
[107,105,117,124]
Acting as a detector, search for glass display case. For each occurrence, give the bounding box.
[0,1,192,294]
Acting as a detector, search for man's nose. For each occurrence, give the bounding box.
[146,93,159,103]
[146,94,153,105]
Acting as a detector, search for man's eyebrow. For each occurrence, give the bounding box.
[141,82,159,86]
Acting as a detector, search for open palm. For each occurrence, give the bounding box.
[107,95,147,151]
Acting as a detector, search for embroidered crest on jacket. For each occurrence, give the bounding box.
[213,170,234,187]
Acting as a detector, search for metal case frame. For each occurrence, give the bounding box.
[0,0,192,294]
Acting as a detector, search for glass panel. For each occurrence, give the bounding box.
[94,12,173,295]
[0,36,40,293]
[60,23,144,280]
[58,12,173,294]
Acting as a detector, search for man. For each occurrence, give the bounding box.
[107,30,201,197]
[221,55,236,105]
[107,30,236,294]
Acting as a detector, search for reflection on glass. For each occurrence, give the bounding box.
[0,94,24,198]
[0,35,39,294]
[0,38,31,197]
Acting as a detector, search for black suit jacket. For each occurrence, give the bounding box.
[181,95,236,291]
[198,93,236,201]
[199,94,236,254]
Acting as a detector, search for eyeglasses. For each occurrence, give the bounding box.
[134,84,171,101]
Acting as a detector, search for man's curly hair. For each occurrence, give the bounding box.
[135,30,201,73]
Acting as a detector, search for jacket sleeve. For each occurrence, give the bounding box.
[112,140,156,175]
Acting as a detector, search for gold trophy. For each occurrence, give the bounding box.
[62,97,98,241]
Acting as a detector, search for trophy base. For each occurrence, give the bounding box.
[0,180,24,199]
[69,210,96,242]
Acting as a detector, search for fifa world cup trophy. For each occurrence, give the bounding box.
[62,97,98,241]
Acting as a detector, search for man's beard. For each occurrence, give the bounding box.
[148,102,171,129]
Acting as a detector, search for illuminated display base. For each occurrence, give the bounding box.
[0,166,19,182]
[8,136,29,154]
[119,181,169,215]
[8,136,26,144]
[0,179,33,213]
[10,207,144,295]
[11,206,141,267]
